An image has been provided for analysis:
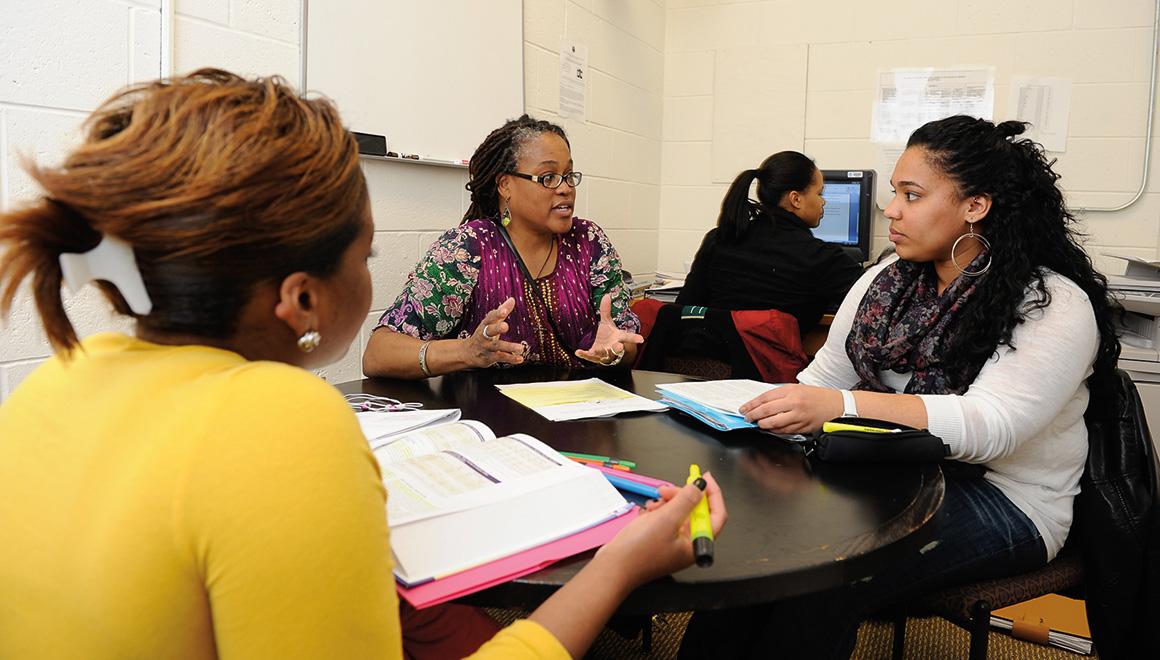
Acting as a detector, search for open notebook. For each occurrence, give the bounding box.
[362,417,632,586]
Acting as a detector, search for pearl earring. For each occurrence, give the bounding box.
[297,330,322,353]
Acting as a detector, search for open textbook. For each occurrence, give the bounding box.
[364,417,632,586]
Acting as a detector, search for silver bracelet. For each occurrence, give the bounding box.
[418,340,433,377]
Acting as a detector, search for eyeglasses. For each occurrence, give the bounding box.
[507,171,583,189]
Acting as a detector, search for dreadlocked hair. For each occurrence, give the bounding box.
[463,114,569,222]
[907,115,1121,400]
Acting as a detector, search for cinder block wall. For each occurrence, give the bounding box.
[0,0,666,398]
[658,0,1160,275]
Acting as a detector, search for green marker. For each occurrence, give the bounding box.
[559,451,636,469]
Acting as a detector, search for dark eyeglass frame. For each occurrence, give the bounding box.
[507,171,583,189]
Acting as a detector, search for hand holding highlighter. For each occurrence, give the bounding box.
[686,464,715,567]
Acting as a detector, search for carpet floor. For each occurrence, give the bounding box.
[487,609,1094,659]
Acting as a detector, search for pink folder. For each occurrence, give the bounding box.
[397,506,641,609]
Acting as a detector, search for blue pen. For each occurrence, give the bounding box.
[600,471,662,499]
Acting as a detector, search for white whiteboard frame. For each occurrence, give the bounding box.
[301,0,524,163]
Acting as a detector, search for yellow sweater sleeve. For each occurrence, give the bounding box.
[178,364,403,659]
[468,620,570,659]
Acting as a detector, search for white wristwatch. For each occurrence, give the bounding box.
[840,389,858,417]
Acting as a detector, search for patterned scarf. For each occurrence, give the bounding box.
[846,252,990,395]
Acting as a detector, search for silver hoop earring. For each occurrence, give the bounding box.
[297,329,322,353]
[950,224,992,277]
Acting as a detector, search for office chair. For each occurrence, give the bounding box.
[890,369,1157,660]
[632,302,806,382]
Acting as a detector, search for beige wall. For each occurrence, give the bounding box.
[0,0,666,398]
[659,0,1160,275]
[4,0,1159,399]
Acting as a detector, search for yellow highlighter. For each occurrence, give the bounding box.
[686,464,715,568]
[821,421,903,434]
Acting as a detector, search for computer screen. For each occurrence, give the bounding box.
[813,169,875,263]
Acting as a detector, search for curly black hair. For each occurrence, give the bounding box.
[462,114,569,222]
[906,115,1120,398]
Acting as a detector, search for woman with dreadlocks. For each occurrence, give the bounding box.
[364,115,643,378]
[678,115,1121,658]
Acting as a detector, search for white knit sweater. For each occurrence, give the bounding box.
[800,257,1098,559]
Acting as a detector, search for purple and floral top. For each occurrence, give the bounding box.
[377,217,640,368]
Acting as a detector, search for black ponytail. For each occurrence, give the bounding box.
[717,169,761,242]
[717,151,818,243]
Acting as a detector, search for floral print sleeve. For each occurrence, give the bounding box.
[585,221,641,334]
[377,225,480,340]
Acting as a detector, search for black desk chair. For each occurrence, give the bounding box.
[889,369,1160,659]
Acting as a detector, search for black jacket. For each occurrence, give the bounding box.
[676,207,863,332]
[1075,370,1160,658]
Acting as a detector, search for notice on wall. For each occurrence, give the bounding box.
[1008,76,1072,152]
[559,40,588,120]
[872,67,995,144]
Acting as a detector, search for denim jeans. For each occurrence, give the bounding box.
[679,475,1049,659]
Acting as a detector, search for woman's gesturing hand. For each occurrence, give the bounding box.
[575,294,643,366]
[464,297,526,368]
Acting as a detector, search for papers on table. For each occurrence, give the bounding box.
[356,409,462,448]
[495,378,668,421]
[656,379,781,433]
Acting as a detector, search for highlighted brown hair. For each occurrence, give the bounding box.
[0,68,367,354]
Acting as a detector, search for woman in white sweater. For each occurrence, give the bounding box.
[679,115,1120,659]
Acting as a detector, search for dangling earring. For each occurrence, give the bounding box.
[950,223,992,277]
[500,196,512,227]
[297,329,322,353]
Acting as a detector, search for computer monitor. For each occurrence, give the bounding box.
[813,169,875,263]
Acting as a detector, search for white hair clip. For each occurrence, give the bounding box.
[59,234,154,315]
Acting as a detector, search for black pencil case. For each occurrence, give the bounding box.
[810,416,949,463]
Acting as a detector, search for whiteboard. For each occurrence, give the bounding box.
[304,0,525,162]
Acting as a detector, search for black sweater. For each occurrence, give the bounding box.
[676,206,864,332]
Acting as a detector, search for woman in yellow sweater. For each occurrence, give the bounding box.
[0,69,725,659]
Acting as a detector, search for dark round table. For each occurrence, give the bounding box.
[340,368,944,615]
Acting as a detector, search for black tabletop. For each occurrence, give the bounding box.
[340,368,944,615]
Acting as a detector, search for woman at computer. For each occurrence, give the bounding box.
[362,115,644,378]
[0,69,726,659]
[676,151,864,332]
[679,115,1119,658]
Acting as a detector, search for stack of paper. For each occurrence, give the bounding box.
[656,379,782,432]
[990,594,1092,654]
[646,277,685,303]
[496,378,668,421]
[356,409,461,448]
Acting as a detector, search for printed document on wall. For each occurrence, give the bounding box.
[872,67,995,144]
[559,39,588,120]
[1008,76,1071,152]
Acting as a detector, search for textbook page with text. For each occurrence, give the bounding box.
[370,420,631,585]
